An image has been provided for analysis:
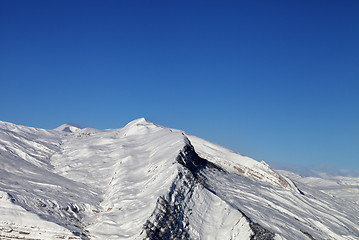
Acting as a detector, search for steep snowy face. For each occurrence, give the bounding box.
[51,119,188,239]
[0,119,358,240]
[185,134,293,189]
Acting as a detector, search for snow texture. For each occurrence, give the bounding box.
[0,118,358,239]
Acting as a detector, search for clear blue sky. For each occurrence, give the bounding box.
[1,1,358,170]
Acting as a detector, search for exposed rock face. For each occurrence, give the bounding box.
[144,141,275,240]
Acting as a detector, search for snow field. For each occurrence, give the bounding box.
[0,118,358,239]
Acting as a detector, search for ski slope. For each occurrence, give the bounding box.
[0,118,358,239]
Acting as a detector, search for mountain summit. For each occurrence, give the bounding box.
[55,123,82,133]
[0,119,358,240]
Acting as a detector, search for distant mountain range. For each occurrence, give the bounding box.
[0,118,358,240]
[270,162,359,178]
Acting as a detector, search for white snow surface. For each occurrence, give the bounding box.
[0,118,358,240]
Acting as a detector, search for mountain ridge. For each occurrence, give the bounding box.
[0,119,358,239]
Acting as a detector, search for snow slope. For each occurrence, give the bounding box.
[0,118,358,240]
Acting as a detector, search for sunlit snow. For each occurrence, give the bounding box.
[0,118,358,239]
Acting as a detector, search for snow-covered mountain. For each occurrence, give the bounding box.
[0,118,358,240]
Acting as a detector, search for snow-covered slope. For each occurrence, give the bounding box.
[0,118,358,240]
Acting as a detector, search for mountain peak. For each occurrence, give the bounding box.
[1,119,358,240]
[128,117,149,125]
[54,123,81,133]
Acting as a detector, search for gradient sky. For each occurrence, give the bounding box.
[1,1,358,170]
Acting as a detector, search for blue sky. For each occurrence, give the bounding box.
[1,1,358,170]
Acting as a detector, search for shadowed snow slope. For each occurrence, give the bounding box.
[0,119,358,240]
